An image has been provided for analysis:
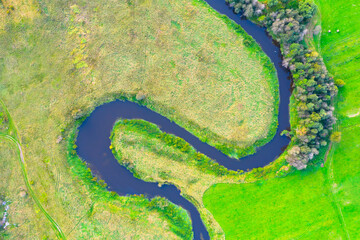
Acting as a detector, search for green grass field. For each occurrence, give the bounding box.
[203,0,360,239]
[0,0,278,238]
[314,0,360,237]
[314,0,360,118]
[204,168,347,239]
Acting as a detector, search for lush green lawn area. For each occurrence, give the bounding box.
[314,0,360,238]
[0,0,278,238]
[327,118,360,239]
[314,0,360,117]
[204,1,360,239]
[204,168,348,239]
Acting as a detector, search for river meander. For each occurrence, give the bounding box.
[76,0,291,239]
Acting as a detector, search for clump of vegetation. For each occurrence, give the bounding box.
[334,79,345,87]
[135,91,146,101]
[229,0,266,17]
[0,198,10,233]
[227,0,337,169]
[0,109,9,134]
[330,131,341,143]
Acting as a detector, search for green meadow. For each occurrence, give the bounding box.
[314,0,360,117]
[203,117,360,239]
[204,168,346,239]
[314,0,360,237]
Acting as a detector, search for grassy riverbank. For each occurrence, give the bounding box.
[110,119,241,238]
[0,0,278,238]
[204,0,360,239]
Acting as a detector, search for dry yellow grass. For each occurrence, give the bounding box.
[0,0,39,31]
[0,0,277,238]
[0,141,54,239]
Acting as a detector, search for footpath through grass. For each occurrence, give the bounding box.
[0,0,278,238]
[204,0,360,239]
[0,141,54,239]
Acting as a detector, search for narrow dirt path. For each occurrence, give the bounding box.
[0,100,66,239]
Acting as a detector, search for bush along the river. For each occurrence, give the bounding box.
[226,0,337,169]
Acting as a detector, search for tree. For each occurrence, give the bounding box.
[268,0,279,8]
[299,0,316,20]
[244,4,254,18]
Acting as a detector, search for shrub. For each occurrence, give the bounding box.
[335,79,345,87]
[330,132,341,143]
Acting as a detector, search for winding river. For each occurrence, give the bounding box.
[76,0,291,239]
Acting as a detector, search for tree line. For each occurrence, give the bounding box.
[226,0,342,169]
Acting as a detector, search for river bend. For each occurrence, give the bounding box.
[76,0,291,239]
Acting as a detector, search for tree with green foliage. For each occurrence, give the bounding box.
[268,0,279,8]
[299,0,317,20]
[228,0,337,169]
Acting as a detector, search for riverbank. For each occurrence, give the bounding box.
[110,119,240,238]
[68,123,193,239]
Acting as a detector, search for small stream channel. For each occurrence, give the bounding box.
[76,0,291,239]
